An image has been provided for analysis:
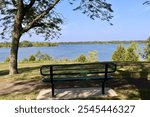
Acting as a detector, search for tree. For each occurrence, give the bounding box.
[112,44,126,61]
[125,42,139,61]
[143,37,150,61]
[0,0,113,75]
[112,43,140,61]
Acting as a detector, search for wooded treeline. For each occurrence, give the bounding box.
[0,41,58,48]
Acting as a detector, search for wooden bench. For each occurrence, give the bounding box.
[40,62,117,97]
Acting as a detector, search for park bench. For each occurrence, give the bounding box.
[40,62,117,97]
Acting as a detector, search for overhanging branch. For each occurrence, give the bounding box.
[23,0,61,33]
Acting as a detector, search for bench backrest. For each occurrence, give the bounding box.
[40,62,117,79]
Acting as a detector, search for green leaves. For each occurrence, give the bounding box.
[143,37,150,61]
[71,0,113,23]
[112,44,126,61]
[0,0,113,41]
[112,43,139,61]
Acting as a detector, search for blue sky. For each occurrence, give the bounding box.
[21,0,150,42]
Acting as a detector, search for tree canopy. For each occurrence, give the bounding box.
[0,0,113,40]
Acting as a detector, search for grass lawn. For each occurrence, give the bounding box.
[0,62,150,100]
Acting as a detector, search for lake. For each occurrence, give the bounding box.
[0,43,145,62]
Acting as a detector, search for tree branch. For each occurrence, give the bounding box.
[26,0,35,10]
[15,0,24,26]
[23,0,61,33]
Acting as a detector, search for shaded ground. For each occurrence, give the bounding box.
[0,78,149,100]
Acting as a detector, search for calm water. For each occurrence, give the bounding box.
[0,43,145,62]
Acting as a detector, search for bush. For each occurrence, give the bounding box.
[112,44,126,61]
[75,54,87,63]
[125,42,139,61]
[35,51,53,61]
[112,43,139,61]
[87,50,98,62]
[28,55,36,61]
[4,57,10,63]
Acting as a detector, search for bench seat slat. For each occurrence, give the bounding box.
[42,76,113,82]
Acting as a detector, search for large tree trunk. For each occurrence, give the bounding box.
[9,32,21,75]
[9,1,24,75]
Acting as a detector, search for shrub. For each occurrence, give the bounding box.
[125,42,139,61]
[28,55,36,61]
[75,54,87,63]
[112,44,126,61]
[4,57,10,63]
[87,50,98,62]
[34,51,53,61]
[112,43,139,61]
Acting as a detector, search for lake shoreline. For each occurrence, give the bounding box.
[0,40,146,48]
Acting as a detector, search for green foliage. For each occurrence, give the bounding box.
[143,37,150,61]
[0,41,58,48]
[20,41,33,47]
[0,0,113,40]
[32,42,58,47]
[34,51,53,61]
[87,50,98,62]
[75,54,87,63]
[28,55,36,61]
[4,57,10,63]
[125,42,139,61]
[112,43,139,61]
[20,51,53,63]
[112,44,126,61]
[75,50,98,63]
[0,42,11,48]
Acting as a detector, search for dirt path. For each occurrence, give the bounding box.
[0,80,48,95]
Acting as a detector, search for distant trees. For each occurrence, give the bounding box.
[112,42,139,61]
[0,41,58,48]
[20,41,33,47]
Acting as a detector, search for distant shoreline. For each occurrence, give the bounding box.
[58,40,146,44]
[0,40,146,48]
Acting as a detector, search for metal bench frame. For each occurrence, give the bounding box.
[40,62,117,97]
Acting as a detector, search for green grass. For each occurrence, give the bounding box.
[0,62,150,100]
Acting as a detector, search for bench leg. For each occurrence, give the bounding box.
[102,81,105,95]
[51,83,55,97]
